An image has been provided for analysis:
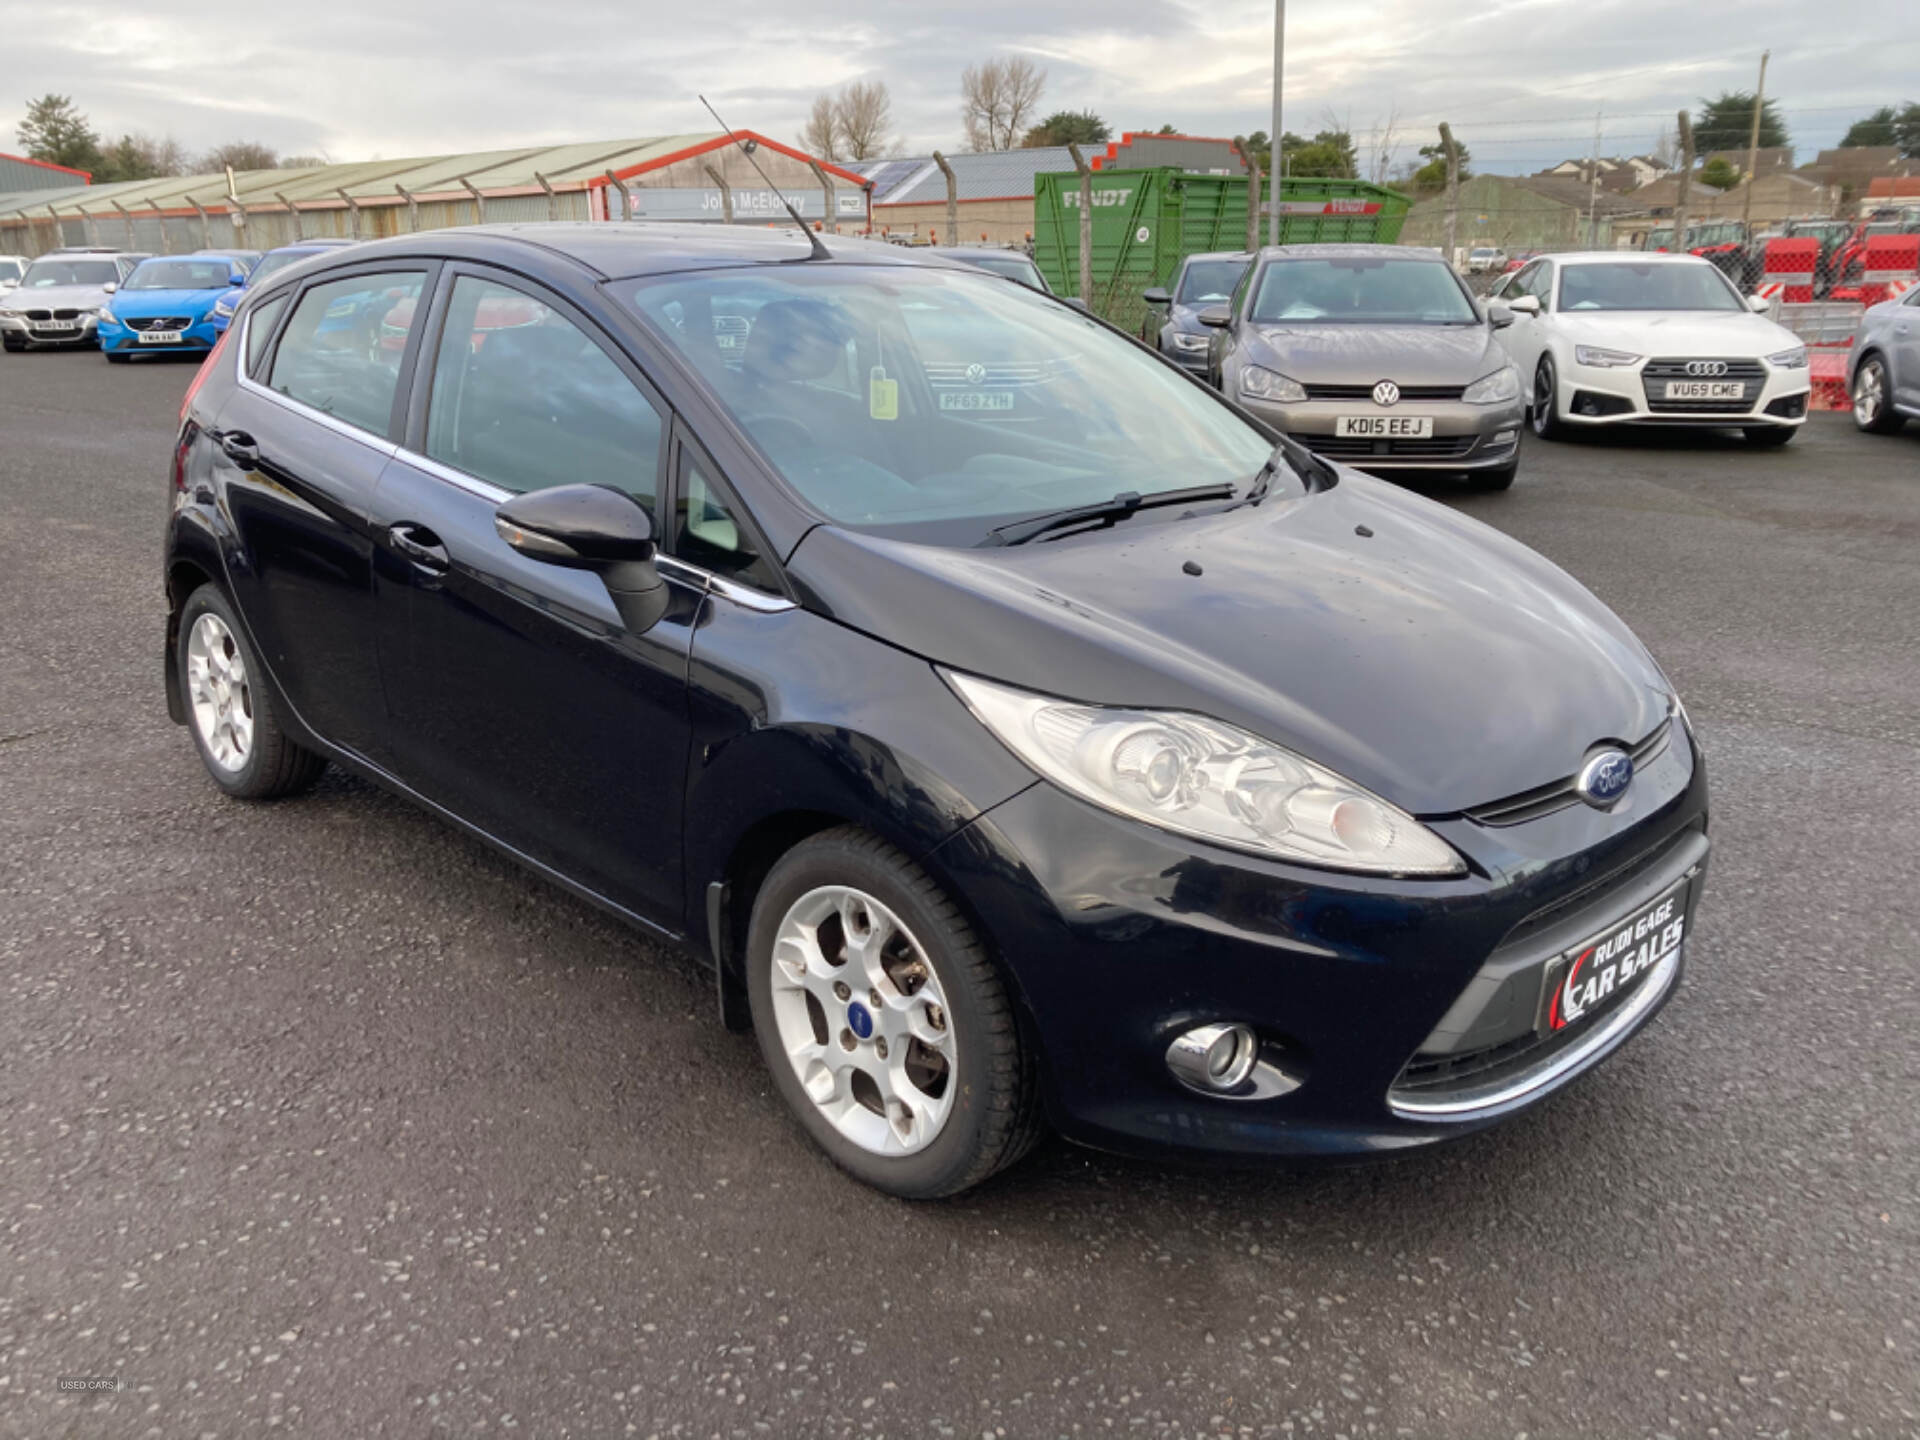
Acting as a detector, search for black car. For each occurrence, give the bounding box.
[165,223,1708,1198]
[1142,250,1251,371]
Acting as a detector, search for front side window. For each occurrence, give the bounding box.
[1249,257,1478,325]
[623,265,1280,547]
[1178,259,1249,305]
[268,270,425,436]
[425,275,664,516]
[1558,262,1744,312]
[19,258,119,287]
[0,259,22,283]
[676,446,780,592]
[126,258,238,290]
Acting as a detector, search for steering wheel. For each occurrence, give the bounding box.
[740,413,819,452]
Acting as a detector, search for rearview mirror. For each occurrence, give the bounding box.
[1505,294,1541,316]
[1197,304,1232,328]
[1747,293,1772,313]
[494,483,666,632]
[1487,301,1515,330]
[1142,286,1171,306]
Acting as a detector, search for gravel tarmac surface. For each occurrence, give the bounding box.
[2,348,1916,1439]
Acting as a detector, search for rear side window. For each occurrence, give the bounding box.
[268,271,426,437]
[424,275,665,517]
[244,294,288,376]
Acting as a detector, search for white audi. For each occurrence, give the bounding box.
[1486,252,1811,446]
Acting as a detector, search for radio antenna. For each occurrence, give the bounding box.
[698,94,831,261]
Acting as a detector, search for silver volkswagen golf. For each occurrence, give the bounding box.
[1204,244,1525,490]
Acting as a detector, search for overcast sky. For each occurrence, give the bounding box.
[3,0,1912,177]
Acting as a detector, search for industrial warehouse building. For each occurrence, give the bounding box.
[0,150,93,197]
[0,133,869,257]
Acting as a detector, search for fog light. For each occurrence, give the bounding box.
[1491,429,1517,445]
[1166,1023,1259,1093]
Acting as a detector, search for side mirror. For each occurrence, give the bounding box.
[494,483,666,632]
[1197,304,1233,329]
[1747,293,1772,313]
[103,281,118,295]
[230,274,247,287]
[1061,296,1090,312]
[1487,302,1515,330]
[1505,294,1541,317]
[1142,286,1171,306]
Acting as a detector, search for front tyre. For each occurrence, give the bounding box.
[1742,425,1796,447]
[1851,355,1904,434]
[746,827,1042,1199]
[1530,356,1566,440]
[177,584,326,800]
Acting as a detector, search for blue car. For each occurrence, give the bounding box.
[99,255,249,361]
[210,239,359,336]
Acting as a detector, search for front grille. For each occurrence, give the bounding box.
[128,316,190,332]
[22,308,81,323]
[1465,717,1672,827]
[925,358,1074,389]
[1641,358,1766,414]
[1307,433,1478,460]
[1302,382,1467,401]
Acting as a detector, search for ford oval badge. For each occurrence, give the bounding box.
[1575,748,1634,808]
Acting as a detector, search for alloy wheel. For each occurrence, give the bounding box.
[1853,363,1883,428]
[767,885,958,1157]
[185,612,254,772]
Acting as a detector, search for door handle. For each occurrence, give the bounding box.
[388,523,450,572]
[218,429,259,466]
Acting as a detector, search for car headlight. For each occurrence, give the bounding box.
[945,672,1465,875]
[1574,345,1641,369]
[1239,365,1307,404]
[212,294,238,319]
[1171,332,1208,352]
[1765,345,1806,369]
[1462,365,1521,404]
[97,306,116,323]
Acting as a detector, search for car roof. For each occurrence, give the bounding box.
[1549,251,1713,266]
[307,221,946,281]
[1181,250,1252,264]
[924,246,1034,262]
[1255,243,1442,261]
[270,239,358,251]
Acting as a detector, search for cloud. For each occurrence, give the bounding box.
[1,0,1906,174]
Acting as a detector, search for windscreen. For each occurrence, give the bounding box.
[1559,262,1745,312]
[1177,259,1248,304]
[127,259,236,290]
[623,264,1279,547]
[1249,257,1477,324]
[965,255,1045,291]
[0,259,22,282]
[19,258,119,287]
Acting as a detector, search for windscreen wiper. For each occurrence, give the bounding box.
[986,483,1235,546]
[1228,435,1328,510]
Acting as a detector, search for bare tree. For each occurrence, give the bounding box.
[799,94,841,163]
[836,80,899,160]
[1365,105,1400,187]
[201,141,277,172]
[960,57,1047,151]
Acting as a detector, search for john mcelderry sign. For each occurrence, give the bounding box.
[605,188,867,221]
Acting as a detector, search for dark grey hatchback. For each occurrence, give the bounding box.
[164,223,1707,1198]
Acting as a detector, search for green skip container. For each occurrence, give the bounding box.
[1032,168,1410,329]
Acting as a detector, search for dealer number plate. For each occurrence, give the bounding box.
[1539,879,1690,1036]
[138,330,184,345]
[1336,415,1433,438]
[1664,380,1744,400]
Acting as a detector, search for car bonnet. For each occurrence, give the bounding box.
[787,472,1668,817]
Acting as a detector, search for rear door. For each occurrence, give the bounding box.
[1894,287,1920,410]
[368,265,702,925]
[212,262,435,763]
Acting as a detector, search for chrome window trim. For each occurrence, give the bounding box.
[656,555,796,613]
[394,445,514,504]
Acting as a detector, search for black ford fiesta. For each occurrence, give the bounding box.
[163,223,1708,1198]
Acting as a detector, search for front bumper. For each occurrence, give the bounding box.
[0,313,98,346]
[927,717,1708,1163]
[1240,393,1525,471]
[100,315,221,354]
[1556,353,1811,427]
